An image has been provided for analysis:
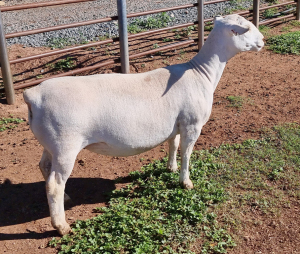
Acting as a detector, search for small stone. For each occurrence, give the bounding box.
[78,159,85,166]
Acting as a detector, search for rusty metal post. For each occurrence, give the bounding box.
[198,0,204,50]
[0,9,15,104]
[253,0,260,27]
[296,0,300,20]
[117,0,130,74]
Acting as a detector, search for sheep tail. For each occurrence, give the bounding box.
[23,86,41,125]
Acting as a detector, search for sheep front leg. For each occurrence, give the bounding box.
[46,154,76,236]
[40,149,71,203]
[179,127,201,189]
[167,134,180,172]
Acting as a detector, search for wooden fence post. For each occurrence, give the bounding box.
[253,0,260,27]
[117,0,130,74]
[0,9,15,104]
[198,0,204,50]
[296,0,300,20]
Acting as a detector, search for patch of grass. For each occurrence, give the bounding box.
[205,21,214,32]
[228,0,248,12]
[128,12,173,34]
[180,26,196,37]
[224,7,233,15]
[266,0,279,5]
[267,31,300,54]
[49,124,300,253]
[153,43,159,49]
[281,26,292,32]
[290,20,300,27]
[0,117,24,132]
[47,35,89,49]
[198,123,300,214]
[49,159,234,253]
[163,59,170,66]
[48,38,73,49]
[48,57,76,71]
[163,38,173,42]
[98,35,109,41]
[226,95,246,108]
[174,33,181,39]
[263,8,278,18]
[259,25,271,37]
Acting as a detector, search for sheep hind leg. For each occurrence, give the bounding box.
[167,134,180,172]
[39,149,71,203]
[46,150,78,236]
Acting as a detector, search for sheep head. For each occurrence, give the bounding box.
[213,14,264,53]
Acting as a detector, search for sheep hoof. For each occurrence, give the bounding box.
[182,180,194,189]
[167,165,178,172]
[56,223,72,236]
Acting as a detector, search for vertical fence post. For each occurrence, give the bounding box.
[117,0,130,74]
[252,0,260,27]
[0,10,15,104]
[296,0,300,20]
[198,0,204,50]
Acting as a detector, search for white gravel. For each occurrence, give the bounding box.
[2,0,254,47]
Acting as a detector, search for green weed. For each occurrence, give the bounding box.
[267,31,300,54]
[49,124,300,253]
[266,0,279,5]
[48,38,73,49]
[204,25,214,32]
[226,95,246,108]
[180,26,196,37]
[204,21,214,32]
[263,8,278,18]
[281,25,292,32]
[47,35,89,49]
[0,117,24,132]
[290,20,300,27]
[128,12,173,34]
[163,38,173,42]
[49,157,232,253]
[48,57,76,71]
[259,25,271,37]
[174,33,181,39]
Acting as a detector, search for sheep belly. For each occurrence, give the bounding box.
[85,140,163,157]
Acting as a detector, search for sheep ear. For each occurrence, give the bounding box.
[230,24,249,36]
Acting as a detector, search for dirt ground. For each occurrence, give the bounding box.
[1,22,300,253]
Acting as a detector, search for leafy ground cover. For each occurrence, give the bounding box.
[0,117,24,132]
[266,30,300,54]
[49,124,300,253]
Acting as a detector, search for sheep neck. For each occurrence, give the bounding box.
[190,35,236,91]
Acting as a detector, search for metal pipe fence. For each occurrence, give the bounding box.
[0,0,299,104]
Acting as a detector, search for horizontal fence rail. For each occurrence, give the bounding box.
[5,17,118,39]
[0,0,98,12]
[260,13,295,25]
[259,1,296,11]
[0,0,299,103]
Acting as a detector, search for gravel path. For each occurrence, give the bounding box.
[2,0,254,47]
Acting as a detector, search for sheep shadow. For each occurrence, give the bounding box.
[0,177,120,229]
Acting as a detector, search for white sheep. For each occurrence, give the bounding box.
[23,14,264,235]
